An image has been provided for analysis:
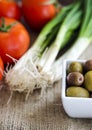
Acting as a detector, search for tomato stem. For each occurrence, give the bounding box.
[0,17,17,32]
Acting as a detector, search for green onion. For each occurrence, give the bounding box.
[51,0,92,83]
[38,1,82,72]
[5,0,84,100]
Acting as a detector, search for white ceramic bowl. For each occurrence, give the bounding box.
[61,59,92,118]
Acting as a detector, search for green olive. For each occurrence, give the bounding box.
[66,86,89,98]
[67,62,83,73]
[84,71,92,92]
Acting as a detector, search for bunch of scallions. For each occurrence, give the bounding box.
[5,0,92,100]
[50,0,92,83]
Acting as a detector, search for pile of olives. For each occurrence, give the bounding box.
[66,59,92,98]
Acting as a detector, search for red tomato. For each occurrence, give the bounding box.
[0,0,21,20]
[0,17,30,64]
[0,56,4,80]
[22,0,56,31]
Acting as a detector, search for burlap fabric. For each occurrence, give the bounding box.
[0,24,92,130]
